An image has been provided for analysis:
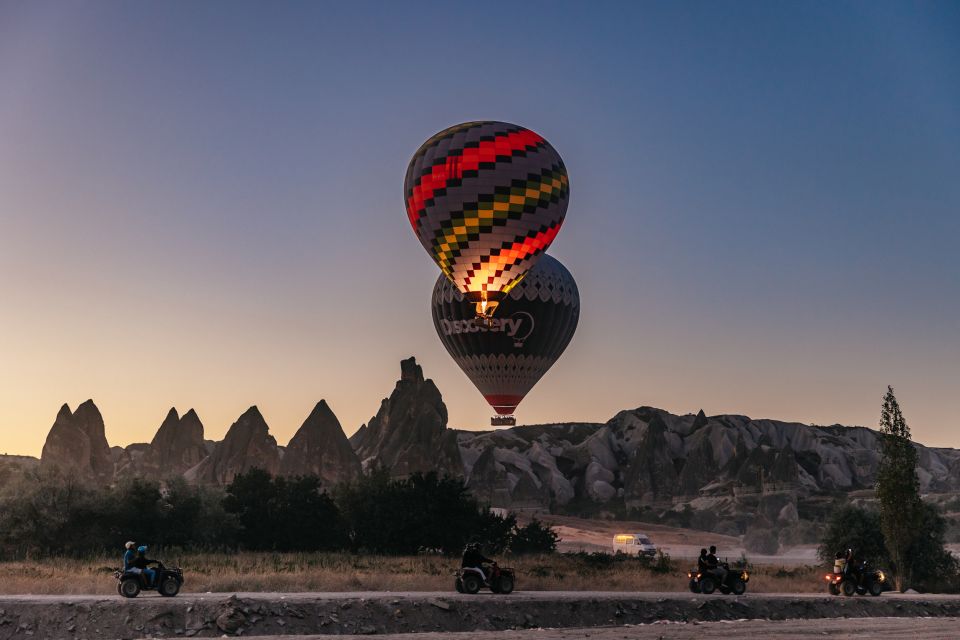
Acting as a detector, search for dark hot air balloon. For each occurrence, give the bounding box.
[407,121,569,318]
[432,253,579,424]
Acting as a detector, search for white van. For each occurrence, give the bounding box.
[612,533,657,557]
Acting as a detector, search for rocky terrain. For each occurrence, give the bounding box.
[27,357,960,535]
[0,591,958,639]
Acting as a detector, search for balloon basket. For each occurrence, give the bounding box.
[491,415,516,427]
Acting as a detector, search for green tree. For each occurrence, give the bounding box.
[906,501,960,593]
[509,518,559,555]
[875,386,922,591]
[817,505,888,567]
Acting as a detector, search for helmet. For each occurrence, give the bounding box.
[699,548,707,556]
[137,545,148,554]
[709,545,716,553]
[125,541,136,550]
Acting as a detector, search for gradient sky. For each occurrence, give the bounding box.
[1,1,958,457]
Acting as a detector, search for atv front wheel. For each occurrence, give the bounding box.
[159,577,181,597]
[731,579,746,596]
[454,577,464,593]
[868,580,883,597]
[496,574,515,594]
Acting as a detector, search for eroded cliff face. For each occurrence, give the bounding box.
[455,406,960,519]
[351,357,463,479]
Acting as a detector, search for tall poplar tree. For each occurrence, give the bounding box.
[875,386,921,591]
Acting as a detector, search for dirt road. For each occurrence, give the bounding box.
[231,617,960,640]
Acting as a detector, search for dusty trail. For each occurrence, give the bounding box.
[0,591,958,639]
[223,617,960,640]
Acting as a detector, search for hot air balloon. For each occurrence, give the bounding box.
[406,121,569,318]
[431,253,579,425]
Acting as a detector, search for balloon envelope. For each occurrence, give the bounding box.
[431,253,579,416]
[407,121,569,316]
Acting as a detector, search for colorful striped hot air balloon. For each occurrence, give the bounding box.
[406,121,569,318]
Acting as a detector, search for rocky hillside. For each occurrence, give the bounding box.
[29,358,960,534]
[456,407,960,533]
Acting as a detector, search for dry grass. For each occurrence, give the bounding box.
[0,553,829,595]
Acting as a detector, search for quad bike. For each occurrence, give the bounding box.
[825,562,888,596]
[115,561,184,598]
[688,562,749,595]
[454,562,515,595]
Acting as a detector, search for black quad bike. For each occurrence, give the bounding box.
[454,562,515,594]
[825,563,888,597]
[115,561,184,598]
[688,563,749,595]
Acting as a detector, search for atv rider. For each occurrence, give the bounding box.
[461,541,494,583]
[134,545,158,587]
[123,541,137,573]
[697,548,709,573]
[706,545,728,585]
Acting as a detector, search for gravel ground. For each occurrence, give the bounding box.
[1,591,958,639]
[193,617,960,640]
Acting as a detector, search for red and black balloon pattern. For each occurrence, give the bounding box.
[405,121,569,317]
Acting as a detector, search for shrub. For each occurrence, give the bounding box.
[509,518,558,555]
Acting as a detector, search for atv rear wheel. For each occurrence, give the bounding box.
[699,576,716,595]
[841,580,857,597]
[496,574,514,594]
[868,580,883,597]
[461,574,481,595]
[120,578,141,598]
[828,582,840,596]
[689,579,701,594]
[159,576,180,597]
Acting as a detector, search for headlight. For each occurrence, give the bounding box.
[696,573,702,579]
[878,571,885,582]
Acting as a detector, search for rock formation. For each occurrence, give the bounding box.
[145,408,208,475]
[279,400,361,486]
[455,406,960,525]
[40,400,113,483]
[350,357,462,479]
[188,406,280,484]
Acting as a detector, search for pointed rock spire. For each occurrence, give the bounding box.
[352,357,463,479]
[190,406,279,484]
[279,400,361,486]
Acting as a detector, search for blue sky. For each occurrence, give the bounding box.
[1,1,957,454]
